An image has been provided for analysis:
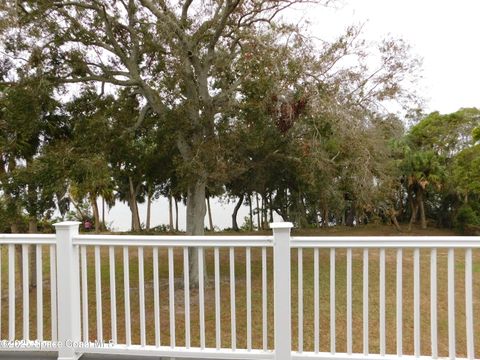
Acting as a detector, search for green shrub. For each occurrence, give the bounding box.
[454,204,480,231]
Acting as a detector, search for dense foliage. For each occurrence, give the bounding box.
[0,1,478,236]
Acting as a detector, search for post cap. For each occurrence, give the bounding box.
[53,221,81,229]
[269,222,294,229]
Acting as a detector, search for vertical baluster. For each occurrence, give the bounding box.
[36,245,43,341]
[22,245,29,340]
[271,223,292,360]
[431,248,437,359]
[168,247,175,348]
[414,248,420,357]
[262,247,267,351]
[214,247,220,350]
[246,247,252,351]
[198,247,205,350]
[298,248,303,353]
[138,247,146,346]
[49,245,57,341]
[230,247,236,350]
[346,248,352,355]
[314,248,319,354]
[153,247,161,347]
[81,246,89,342]
[109,246,117,344]
[380,248,386,356]
[397,249,403,357]
[123,246,131,346]
[183,247,190,349]
[363,249,369,356]
[94,246,103,341]
[330,248,335,354]
[448,248,456,360]
[465,248,474,360]
[8,244,15,341]
[53,221,81,360]
[0,245,2,338]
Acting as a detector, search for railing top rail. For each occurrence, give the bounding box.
[291,235,480,248]
[72,234,274,247]
[0,233,56,245]
[1,230,477,248]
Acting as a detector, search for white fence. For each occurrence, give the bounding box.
[0,221,478,360]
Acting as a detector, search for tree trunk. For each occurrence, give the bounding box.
[135,201,141,230]
[298,194,308,228]
[11,223,19,233]
[407,187,416,231]
[128,177,141,231]
[28,218,37,288]
[408,204,418,231]
[168,195,174,231]
[408,189,418,232]
[248,194,253,231]
[69,196,86,220]
[174,198,179,232]
[129,200,141,231]
[186,179,207,287]
[91,195,100,233]
[256,193,261,231]
[315,209,320,228]
[232,194,244,231]
[285,188,290,221]
[418,188,427,229]
[146,194,152,230]
[206,196,214,231]
[390,211,402,232]
[263,195,269,229]
[398,187,405,221]
[102,197,105,231]
[346,207,355,227]
[268,193,273,223]
[322,208,329,227]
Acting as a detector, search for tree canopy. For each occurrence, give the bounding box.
[0,0,478,240]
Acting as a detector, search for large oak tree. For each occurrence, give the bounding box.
[2,0,331,283]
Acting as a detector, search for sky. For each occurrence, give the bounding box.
[303,0,480,114]
[105,0,480,231]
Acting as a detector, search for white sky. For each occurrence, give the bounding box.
[106,0,480,231]
[302,0,480,114]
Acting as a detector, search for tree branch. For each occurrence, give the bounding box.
[57,75,138,86]
[181,0,193,24]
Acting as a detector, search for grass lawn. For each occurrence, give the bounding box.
[0,224,478,358]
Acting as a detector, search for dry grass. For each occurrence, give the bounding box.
[0,224,478,358]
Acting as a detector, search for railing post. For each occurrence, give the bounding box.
[54,221,81,360]
[270,222,293,360]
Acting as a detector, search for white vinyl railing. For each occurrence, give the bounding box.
[73,232,274,359]
[0,222,478,360]
[290,236,479,360]
[0,234,58,346]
